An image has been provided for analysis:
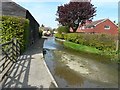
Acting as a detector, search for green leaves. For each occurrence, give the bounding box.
[57,26,69,34]
[0,16,29,53]
[56,33,117,53]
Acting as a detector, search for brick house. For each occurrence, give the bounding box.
[1,1,40,46]
[70,19,118,35]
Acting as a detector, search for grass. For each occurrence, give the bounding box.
[64,41,119,62]
[56,38,119,62]
[63,41,101,55]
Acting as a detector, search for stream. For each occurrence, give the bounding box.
[43,37,118,88]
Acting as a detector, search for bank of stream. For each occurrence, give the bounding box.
[43,37,118,88]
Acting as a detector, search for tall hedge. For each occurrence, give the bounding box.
[0,16,29,53]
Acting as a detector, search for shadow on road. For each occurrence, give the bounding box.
[1,38,46,89]
[2,54,32,88]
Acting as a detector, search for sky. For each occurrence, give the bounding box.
[10,0,119,28]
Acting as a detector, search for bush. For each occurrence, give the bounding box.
[63,33,117,53]
[0,16,29,53]
[54,33,65,39]
[57,26,69,34]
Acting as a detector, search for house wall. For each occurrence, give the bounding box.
[93,19,118,35]
[26,10,39,46]
[76,19,118,35]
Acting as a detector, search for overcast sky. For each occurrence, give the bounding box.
[11,0,119,28]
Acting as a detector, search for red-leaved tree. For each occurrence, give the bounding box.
[56,0,96,32]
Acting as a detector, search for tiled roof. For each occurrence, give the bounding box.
[85,19,106,28]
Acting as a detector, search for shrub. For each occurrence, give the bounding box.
[63,33,117,52]
[0,16,29,53]
[57,26,69,34]
[54,33,64,39]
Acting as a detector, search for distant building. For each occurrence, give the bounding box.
[1,1,40,46]
[70,19,118,35]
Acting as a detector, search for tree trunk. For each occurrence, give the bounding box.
[72,24,79,32]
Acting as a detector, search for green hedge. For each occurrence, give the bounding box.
[55,33,117,53]
[57,26,69,34]
[54,33,65,39]
[0,16,29,53]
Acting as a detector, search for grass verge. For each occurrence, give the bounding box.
[63,41,101,55]
[55,38,119,62]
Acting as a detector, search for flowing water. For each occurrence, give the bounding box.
[43,37,118,88]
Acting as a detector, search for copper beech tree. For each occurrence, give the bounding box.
[56,0,96,32]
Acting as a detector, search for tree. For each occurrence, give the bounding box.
[56,0,96,32]
[41,24,45,27]
[57,26,69,34]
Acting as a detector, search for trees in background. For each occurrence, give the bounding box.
[57,26,69,34]
[39,24,54,36]
[56,0,96,32]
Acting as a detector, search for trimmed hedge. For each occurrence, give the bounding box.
[54,33,65,39]
[55,33,117,54]
[0,16,29,53]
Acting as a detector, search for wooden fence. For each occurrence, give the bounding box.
[0,38,20,82]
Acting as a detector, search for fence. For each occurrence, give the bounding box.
[0,38,20,82]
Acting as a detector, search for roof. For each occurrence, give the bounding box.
[2,1,27,17]
[85,19,107,28]
[2,0,26,11]
[2,1,39,26]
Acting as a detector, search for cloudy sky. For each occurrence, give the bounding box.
[11,0,119,28]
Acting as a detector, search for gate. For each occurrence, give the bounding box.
[0,38,20,82]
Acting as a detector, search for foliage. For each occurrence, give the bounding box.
[41,24,45,27]
[56,1,96,32]
[54,33,65,39]
[57,26,69,34]
[64,41,101,54]
[56,33,117,53]
[118,28,120,63]
[39,30,43,38]
[0,16,29,53]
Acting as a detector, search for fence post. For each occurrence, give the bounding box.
[13,38,17,62]
[16,39,19,59]
[12,39,16,63]
[16,40,20,57]
[116,40,119,51]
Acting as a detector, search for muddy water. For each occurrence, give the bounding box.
[43,37,118,88]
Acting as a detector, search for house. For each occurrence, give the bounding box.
[70,19,118,35]
[1,1,40,46]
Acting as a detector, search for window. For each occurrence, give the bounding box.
[104,25,110,30]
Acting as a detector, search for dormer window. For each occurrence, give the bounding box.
[104,25,110,30]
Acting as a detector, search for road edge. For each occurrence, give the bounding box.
[42,55,58,88]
